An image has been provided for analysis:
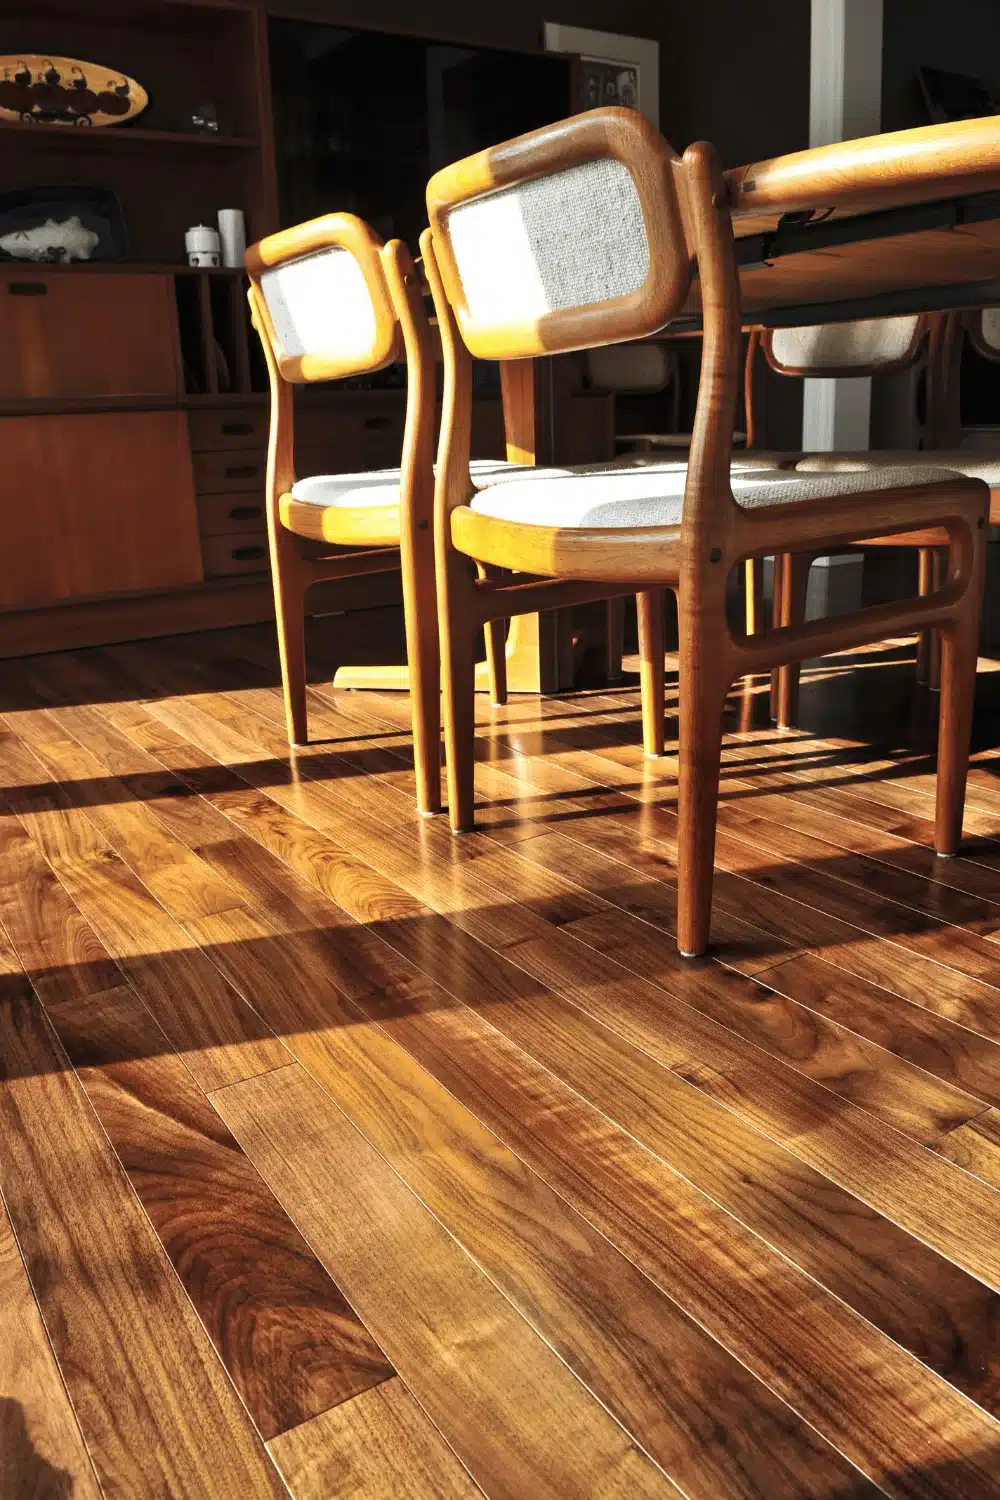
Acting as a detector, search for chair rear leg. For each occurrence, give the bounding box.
[929,549,944,691]
[916,546,933,684]
[744,557,765,636]
[605,596,626,682]
[936,617,982,857]
[270,533,308,748]
[775,553,810,730]
[637,588,665,757]
[401,530,442,817]
[769,553,784,720]
[676,590,731,959]
[440,555,478,833]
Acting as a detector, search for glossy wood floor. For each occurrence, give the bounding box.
[4,613,1000,1499]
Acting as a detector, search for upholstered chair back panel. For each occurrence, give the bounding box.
[447,158,649,330]
[978,307,1000,356]
[585,342,674,392]
[260,248,378,366]
[425,109,690,362]
[766,314,923,376]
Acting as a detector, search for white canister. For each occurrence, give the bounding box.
[217,208,247,269]
[185,224,220,267]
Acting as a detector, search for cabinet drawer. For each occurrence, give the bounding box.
[0,412,200,610]
[193,449,267,493]
[202,532,270,577]
[189,407,269,451]
[296,400,405,449]
[0,271,181,400]
[198,491,267,536]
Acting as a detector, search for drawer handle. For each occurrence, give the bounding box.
[229,504,262,521]
[224,464,258,479]
[221,421,254,436]
[8,282,48,296]
[232,545,266,561]
[363,415,391,430]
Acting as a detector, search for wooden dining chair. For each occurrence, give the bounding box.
[421,105,988,957]
[246,212,512,818]
[779,309,1000,713]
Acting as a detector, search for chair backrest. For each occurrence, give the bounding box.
[425,109,692,363]
[585,343,677,393]
[246,214,403,384]
[761,314,928,378]
[966,307,1000,364]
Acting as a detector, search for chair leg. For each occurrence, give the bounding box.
[270,534,308,748]
[929,550,944,692]
[675,587,731,960]
[935,614,980,856]
[605,596,626,682]
[769,553,784,720]
[744,557,765,636]
[439,555,478,833]
[637,588,665,757]
[775,553,810,730]
[917,552,935,687]
[478,564,508,706]
[400,525,442,818]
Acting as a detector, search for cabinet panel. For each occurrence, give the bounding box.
[202,533,269,577]
[0,273,181,401]
[198,491,266,536]
[0,412,202,610]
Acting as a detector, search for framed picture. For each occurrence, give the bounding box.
[542,23,659,127]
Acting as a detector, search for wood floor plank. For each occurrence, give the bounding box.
[46,984,395,1441]
[186,903,882,1500]
[0,730,289,1091]
[212,1062,684,1500]
[0,932,288,1499]
[0,1189,103,1500]
[209,938,1000,1499]
[936,1110,1000,1189]
[0,809,122,1009]
[267,1379,483,1500]
[760,952,1000,1108]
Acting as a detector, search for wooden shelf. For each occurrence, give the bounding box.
[0,262,244,276]
[0,120,257,154]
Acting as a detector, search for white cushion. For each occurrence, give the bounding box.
[795,450,1000,485]
[981,309,1000,354]
[447,158,649,330]
[261,248,376,364]
[289,458,524,509]
[769,315,921,373]
[468,460,964,529]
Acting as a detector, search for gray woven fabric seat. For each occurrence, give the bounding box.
[290,458,521,508]
[794,450,1000,485]
[468,461,961,530]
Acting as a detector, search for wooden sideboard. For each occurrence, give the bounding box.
[0,0,612,660]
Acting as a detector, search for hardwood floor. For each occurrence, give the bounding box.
[3,614,1000,1496]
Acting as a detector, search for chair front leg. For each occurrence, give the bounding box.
[270,528,309,748]
[400,523,442,817]
[439,551,479,833]
[637,589,666,757]
[675,582,733,959]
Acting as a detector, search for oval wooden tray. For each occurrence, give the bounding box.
[0,55,148,129]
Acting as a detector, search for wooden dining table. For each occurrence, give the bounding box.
[501,113,1000,691]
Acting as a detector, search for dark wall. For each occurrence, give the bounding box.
[265,0,810,165]
[883,0,1000,131]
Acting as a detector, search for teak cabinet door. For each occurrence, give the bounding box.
[0,412,203,610]
[0,272,182,400]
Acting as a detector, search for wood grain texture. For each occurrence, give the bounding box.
[46,984,394,1441]
[0,729,288,1091]
[213,1062,680,1500]
[267,1379,482,1500]
[0,936,287,1500]
[0,1191,102,1500]
[936,1109,1000,1189]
